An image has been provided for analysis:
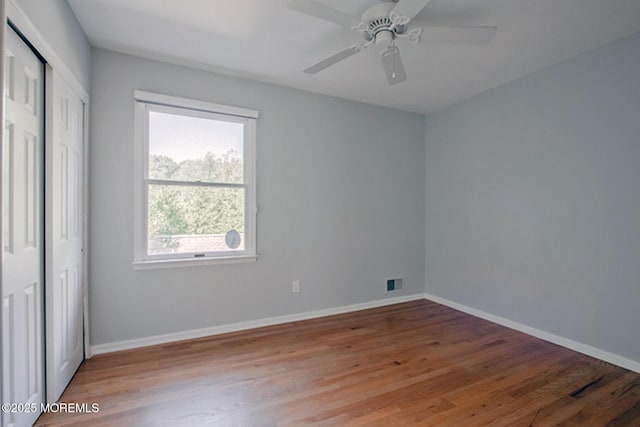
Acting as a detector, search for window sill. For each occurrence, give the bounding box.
[132,255,257,270]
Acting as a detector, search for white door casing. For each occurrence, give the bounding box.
[45,69,85,403]
[2,26,45,427]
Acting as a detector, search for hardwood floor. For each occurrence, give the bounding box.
[35,300,640,426]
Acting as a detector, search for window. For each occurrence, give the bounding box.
[133,91,258,267]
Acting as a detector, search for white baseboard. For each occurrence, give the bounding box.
[90,293,425,355]
[91,291,640,374]
[423,292,640,374]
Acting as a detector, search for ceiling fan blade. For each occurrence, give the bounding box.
[288,0,361,29]
[391,0,434,21]
[420,26,497,45]
[304,44,364,74]
[381,46,407,85]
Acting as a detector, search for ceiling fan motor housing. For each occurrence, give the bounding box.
[361,1,407,43]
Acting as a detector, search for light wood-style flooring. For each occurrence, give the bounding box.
[35,300,640,426]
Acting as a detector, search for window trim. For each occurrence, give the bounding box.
[132,90,258,267]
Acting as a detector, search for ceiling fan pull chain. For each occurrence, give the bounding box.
[381,45,400,79]
[392,51,396,79]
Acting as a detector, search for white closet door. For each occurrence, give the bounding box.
[45,69,85,403]
[2,26,45,427]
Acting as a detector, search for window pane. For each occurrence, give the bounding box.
[147,184,245,255]
[148,111,244,184]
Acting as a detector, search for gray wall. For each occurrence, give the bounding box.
[90,49,425,346]
[12,0,91,89]
[425,32,640,362]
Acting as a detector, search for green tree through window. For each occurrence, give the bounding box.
[148,150,245,253]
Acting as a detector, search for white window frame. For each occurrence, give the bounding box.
[132,90,258,268]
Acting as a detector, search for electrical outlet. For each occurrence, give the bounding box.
[292,280,301,293]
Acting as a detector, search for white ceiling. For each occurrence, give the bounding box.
[67,0,640,114]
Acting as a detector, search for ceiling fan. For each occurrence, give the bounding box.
[288,0,497,85]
